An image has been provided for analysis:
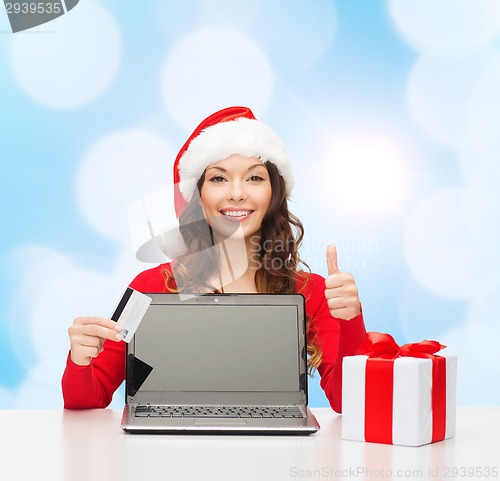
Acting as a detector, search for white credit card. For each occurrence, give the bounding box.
[110,287,152,343]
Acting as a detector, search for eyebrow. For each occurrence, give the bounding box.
[206,163,265,173]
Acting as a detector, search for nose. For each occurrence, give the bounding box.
[227,179,247,202]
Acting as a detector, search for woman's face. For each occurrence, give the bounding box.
[200,154,272,241]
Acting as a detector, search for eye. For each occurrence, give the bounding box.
[208,175,227,183]
[249,175,266,182]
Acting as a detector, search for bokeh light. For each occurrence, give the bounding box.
[76,130,174,242]
[10,0,121,109]
[388,0,500,52]
[406,49,500,148]
[160,27,274,131]
[318,131,411,217]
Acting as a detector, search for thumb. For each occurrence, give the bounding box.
[326,244,340,275]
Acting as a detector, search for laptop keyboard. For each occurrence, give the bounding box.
[134,405,305,419]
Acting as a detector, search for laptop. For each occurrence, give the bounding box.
[121,293,320,434]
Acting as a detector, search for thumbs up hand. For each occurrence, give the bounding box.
[324,245,361,320]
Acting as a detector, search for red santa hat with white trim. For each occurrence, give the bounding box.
[173,106,294,217]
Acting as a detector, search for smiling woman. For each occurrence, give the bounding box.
[62,106,367,412]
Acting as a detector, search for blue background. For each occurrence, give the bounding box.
[1,0,499,408]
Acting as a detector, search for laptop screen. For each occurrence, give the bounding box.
[126,294,306,401]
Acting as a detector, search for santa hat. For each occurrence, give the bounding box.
[173,106,294,217]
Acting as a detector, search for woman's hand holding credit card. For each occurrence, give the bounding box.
[67,288,152,366]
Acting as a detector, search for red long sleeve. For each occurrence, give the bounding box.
[61,340,126,409]
[297,272,367,413]
[62,265,367,411]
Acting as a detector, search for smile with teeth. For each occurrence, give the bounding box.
[220,209,254,218]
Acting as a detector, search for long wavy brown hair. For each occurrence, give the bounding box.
[162,161,322,372]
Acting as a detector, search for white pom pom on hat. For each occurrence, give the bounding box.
[173,106,294,217]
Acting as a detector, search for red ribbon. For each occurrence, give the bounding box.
[356,332,447,444]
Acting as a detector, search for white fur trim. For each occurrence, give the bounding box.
[178,117,293,201]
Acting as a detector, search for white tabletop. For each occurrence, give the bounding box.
[2,407,499,481]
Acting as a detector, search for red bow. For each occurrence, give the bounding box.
[356,331,446,359]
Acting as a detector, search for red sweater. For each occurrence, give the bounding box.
[61,264,367,413]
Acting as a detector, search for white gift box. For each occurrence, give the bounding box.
[342,354,457,446]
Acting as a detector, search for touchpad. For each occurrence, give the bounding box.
[194,419,248,425]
